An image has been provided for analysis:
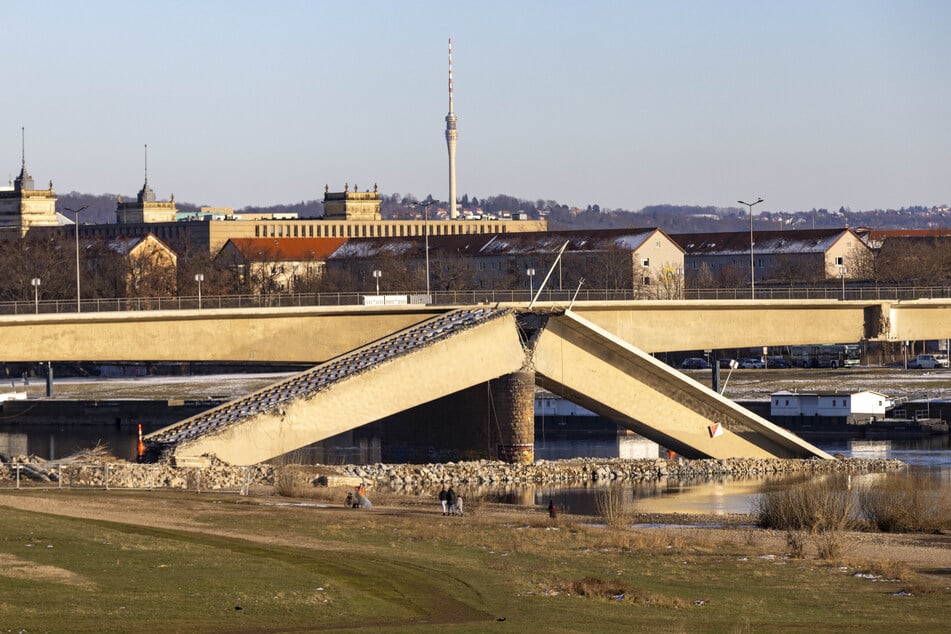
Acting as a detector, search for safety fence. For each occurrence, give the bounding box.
[4,284,951,316]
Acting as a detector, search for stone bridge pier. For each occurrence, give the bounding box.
[491,369,536,464]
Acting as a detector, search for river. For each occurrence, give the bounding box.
[1,370,949,514]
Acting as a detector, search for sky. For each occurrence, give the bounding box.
[1,1,948,214]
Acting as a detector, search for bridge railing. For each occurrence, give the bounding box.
[2,285,951,315]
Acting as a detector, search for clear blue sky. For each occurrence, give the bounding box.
[2,0,948,214]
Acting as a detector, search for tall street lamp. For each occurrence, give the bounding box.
[31,277,41,314]
[195,273,204,308]
[839,265,847,300]
[64,205,88,312]
[738,197,764,299]
[372,269,382,295]
[527,267,536,298]
[412,198,435,297]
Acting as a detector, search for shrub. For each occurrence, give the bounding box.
[274,466,310,498]
[858,472,951,533]
[753,475,856,533]
[595,487,632,529]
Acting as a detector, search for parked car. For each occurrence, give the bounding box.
[909,354,944,369]
[680,357,710,370]
[718,358,738,369]
[737,357,765,369]
[935,354,950,368]
[766,356,791,369]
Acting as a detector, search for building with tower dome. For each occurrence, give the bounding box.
[0,131,58,237]
[115,146,177,224]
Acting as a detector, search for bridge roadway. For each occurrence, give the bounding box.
[2,298,950,363]
[4,299,950,465]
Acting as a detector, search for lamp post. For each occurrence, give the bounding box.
[738,197,764,299]
[31,278,41,314]
[195,273,204,308]
[372,269,382,295]
[527,267,536,298]
[412,198,435,297]
[64,205,88,312]
[839,265,847,300]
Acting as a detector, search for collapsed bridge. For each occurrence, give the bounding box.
[145,307,831,466]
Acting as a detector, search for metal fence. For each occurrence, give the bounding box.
[3,284,951,315]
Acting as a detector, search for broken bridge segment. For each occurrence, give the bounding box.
[529,310,832,460]
[145,307,527,466]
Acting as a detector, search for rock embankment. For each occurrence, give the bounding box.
[0,455,905,493]
[339,456,905,492]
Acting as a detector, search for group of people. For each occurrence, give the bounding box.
[345,482,371,509]
[438,486,463,516]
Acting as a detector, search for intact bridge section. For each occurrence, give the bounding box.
[145,308,831,466]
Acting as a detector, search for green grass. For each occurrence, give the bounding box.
[0,490,949,632]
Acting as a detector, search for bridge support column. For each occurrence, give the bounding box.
[491,370,535,464]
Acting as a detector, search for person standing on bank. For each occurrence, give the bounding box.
[439,486,448,515]
[446,487,457,516]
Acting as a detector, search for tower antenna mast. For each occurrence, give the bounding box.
[445,38,459,219]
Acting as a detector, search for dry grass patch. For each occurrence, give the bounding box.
[564,576,687,607]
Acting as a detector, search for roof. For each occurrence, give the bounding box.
[328,228,681,260]
[671,228,855,256]
[221,237,348,261]
[79,234,176,257]
[855,228,951,249]
[771,390,889,398]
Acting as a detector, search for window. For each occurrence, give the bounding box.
[641,258,650,268]
[643,276,651,285]
[835,256,844,266]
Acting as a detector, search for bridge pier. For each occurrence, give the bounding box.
[491,370,535,464]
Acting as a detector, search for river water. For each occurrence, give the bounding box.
[1,370,949,514]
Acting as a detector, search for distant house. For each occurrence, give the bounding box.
[84,234,178,297]
[216,237,346,293]
[853,228,951,284]
[672,228,872,287]
[326,228,685,296]
[770,390,894,425]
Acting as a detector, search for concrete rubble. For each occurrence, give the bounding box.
[0,453,905,493]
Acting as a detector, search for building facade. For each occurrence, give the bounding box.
[0,162,58,237]
[673,228,872,287]
[115,177,177,224]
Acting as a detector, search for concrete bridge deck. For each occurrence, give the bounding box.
[1,298,948,363]
[146,307,831,466]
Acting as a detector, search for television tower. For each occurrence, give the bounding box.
[445,38,459,218]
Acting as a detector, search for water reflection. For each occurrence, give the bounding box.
[2,422,948,515]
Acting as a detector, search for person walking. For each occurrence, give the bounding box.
[548,499,557,519]
[439,486,448,515]
[455,494,464,516]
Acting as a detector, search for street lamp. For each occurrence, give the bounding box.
[31,278,41,314]
[839,265,847,300]
[372,269,382,295]
[195,273,204,308]
[738,197,764,298]
[64,205,88,312]
[411,198,435,297]
[527,267,536,298]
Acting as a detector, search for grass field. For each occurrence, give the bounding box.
[1,488,949,632]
